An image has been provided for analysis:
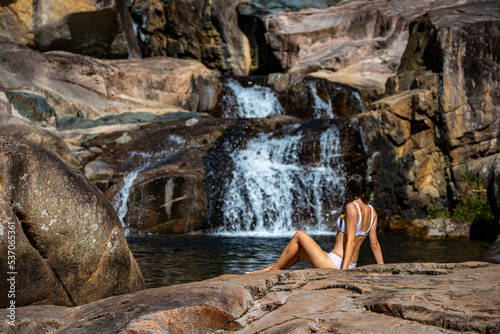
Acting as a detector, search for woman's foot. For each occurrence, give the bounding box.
[245,265,274,274]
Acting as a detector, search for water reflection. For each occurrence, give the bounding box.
[127,234,491,288]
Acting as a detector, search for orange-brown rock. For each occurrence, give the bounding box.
[1,262,498,333]
[0,0,139,59]
[0,37,219,122]
[131,0,251,75]
[239,0,482,93]
[358,1,500,219]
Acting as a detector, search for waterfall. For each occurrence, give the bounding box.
[214,124,344,237]
[309,81,334,119]
[222,79,283,118]
[115,169,141,235]
[113,135,188,233]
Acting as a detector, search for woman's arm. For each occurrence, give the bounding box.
[341,203,357,269]
[368,212,384,264]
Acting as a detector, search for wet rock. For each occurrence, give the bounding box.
[488,155,500,223]
[84,160,115,192]
[131,0,251,75]
[213,74,365,119]
[0,37,219,121]
[1,263,498,333]
[0,137,144,308]
[386,216,470,239]
[56,110,211,131]
[0,0,139,59]
[4,91,56,125]
[96,118,237,234]
[76,114,365,234]
[480,234,500,264]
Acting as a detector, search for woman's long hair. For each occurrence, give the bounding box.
[340,174,366,219]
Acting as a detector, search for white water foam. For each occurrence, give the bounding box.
[214,125,344,237]
[309,81,334,119]
[115,169,141,235]
[222,79,283,118]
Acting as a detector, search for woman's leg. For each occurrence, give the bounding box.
[248,231,333,273]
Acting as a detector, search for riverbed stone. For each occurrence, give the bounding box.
[0,136,144,308]
[0,262,498,333]
[84,160,115,192]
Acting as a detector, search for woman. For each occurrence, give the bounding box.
[247,174,384,272]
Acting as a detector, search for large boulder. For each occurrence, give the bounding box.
[130,0,251,75]
[0,0,140,59]
[0,136,144,308]
[0,37,219,121]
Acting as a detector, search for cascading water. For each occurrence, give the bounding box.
[113,135,188,234]
[309,81,334,119]
[213,124,345,237]
[222,79,283,118]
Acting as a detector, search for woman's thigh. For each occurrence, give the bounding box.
[295,231,336,268]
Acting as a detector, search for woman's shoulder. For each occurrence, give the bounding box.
[345,202,359,215]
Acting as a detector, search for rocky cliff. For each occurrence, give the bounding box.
[359,1,500,222]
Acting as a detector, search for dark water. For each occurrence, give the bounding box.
[127,233,491,288]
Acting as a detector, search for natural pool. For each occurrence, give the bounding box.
[127,233,491,288]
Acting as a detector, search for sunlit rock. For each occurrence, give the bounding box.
[131,0,251,75]
[358,1,500,219]
[0,37,219,121]
[1,263,498,333]
[238,0,477,95]
[0,0,139,59]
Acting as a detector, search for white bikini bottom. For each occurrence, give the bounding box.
[327,252,357,269]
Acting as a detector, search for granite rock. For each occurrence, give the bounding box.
[0,137,144,308]
[0,262,498,333]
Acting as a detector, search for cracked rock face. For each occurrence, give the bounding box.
[0,136,144,308]
[2,262,498,333]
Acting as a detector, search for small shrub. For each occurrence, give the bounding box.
[451,194,494,225]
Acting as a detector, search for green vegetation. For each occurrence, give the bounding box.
[426,163,495,227]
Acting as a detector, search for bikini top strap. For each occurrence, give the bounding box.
[367,205,374,231]
[352,201,362,224]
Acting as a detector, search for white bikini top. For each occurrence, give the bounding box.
[336,202,374,237]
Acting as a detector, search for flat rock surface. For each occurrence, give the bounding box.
[1,262,498,333]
